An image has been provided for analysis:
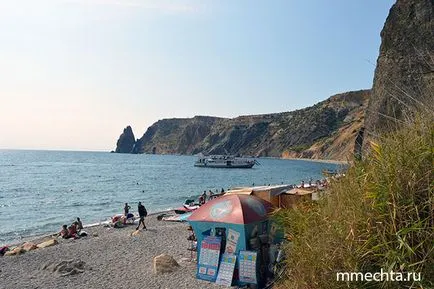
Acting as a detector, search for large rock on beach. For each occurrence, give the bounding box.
[37,239,58,249]
[130,230,141,236]
[153,254,180,275]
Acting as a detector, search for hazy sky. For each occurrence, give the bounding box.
[0,0,395,151]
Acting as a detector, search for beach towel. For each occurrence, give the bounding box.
[162,212,192,222]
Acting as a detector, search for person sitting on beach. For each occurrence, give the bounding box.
[136,202,147,230]
[198,194,205,205]
[76,217,83,231]
[68,223,79,239]
[124,203,131,216]
[59,224,70,239]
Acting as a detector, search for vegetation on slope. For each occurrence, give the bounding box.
[274,113,433,288]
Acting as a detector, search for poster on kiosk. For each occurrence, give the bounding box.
[197,236,221,282]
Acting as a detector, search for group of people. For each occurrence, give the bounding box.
[123,202,148,230]
[198,188,225,205]
[58,217,86,239]
[296,178,329,189]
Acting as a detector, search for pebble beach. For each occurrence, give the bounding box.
[0,213,226,289]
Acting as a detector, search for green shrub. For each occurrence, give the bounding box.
[274,114,433,289]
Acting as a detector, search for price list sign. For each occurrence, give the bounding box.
[238,250,257,284]
[216,253,237,286]
[197,236,222,282]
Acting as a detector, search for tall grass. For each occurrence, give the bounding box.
[273,113,433,288]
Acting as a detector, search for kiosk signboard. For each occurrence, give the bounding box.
[238,250,257,284]
[216,253,237,286]
[197,236,222,281]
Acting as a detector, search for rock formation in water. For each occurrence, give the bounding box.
[119,90,370,161]
[364,0,433,133]
[115,126,136,153]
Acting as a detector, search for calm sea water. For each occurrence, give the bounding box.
[0,150,341,245]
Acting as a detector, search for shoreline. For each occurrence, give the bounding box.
[257,155,349,165]
[1,149,349,165]
[279,157,349,165]
[0,154,341,248]
[1,209,174,248]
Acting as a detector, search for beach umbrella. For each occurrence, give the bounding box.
[187,194,274,224]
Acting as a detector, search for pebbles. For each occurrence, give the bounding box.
[41,259,86,276]
[0,214,225,289]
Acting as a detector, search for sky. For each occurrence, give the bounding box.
[0,0,395,151]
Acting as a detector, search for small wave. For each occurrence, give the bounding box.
[149,207,177,215]
[70,202,85,207]
[162,194,199,203]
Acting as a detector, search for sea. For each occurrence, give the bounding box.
[0,150,342,246]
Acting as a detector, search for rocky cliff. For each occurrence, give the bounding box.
[116,90,370,161]
[115,126,136,153]
[113,0,432,161]
[364,0,433,133]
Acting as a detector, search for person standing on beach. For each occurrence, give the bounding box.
[200,191,207,204]
[136,202,147,230]
[124,203,131,216]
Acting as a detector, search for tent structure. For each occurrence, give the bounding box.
[278,187,317,208]
[188,194,281,286]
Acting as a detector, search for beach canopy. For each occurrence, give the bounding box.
[188,194,273,224]
[285,187,315,195]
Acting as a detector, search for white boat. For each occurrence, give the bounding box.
[194,155,257,168]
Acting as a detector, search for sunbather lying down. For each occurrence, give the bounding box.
[111,214,135,228]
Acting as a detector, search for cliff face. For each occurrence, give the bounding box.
[118,90,370,161]
[365,0,433,133]
[115,126,136,153]
[132,116,223,155]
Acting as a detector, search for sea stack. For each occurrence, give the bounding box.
[115,126,136,153]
